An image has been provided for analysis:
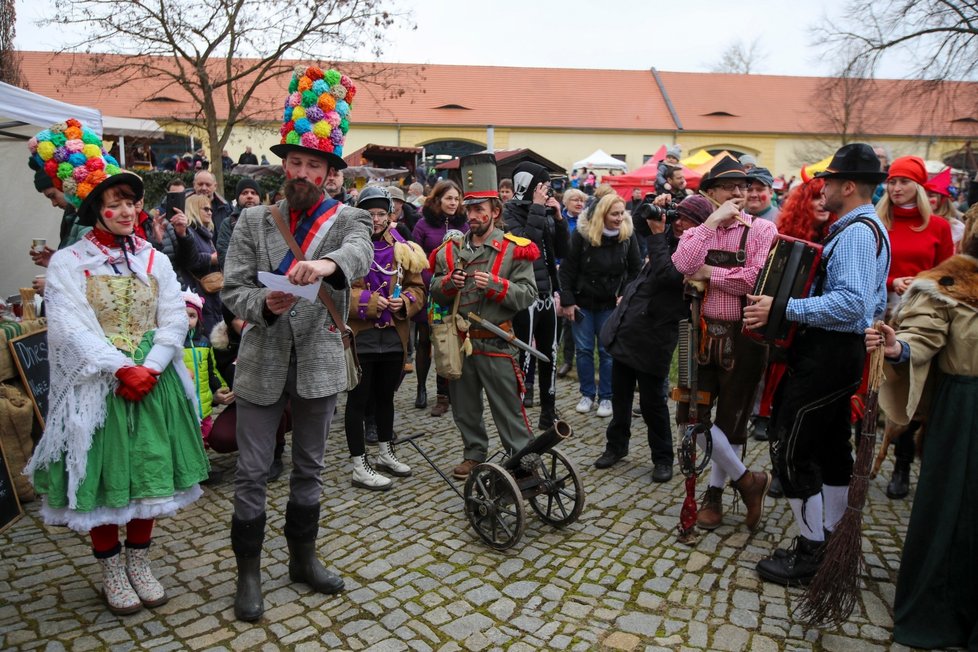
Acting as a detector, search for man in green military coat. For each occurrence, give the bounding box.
[429,153,539,480]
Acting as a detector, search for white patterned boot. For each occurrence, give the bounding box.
[375,441,412,477]
[351,454,392,491]
[125,543,168,607]
[97,545,142,615]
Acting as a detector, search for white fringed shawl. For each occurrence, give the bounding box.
[24,237,193,509]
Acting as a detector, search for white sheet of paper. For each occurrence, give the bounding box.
[257,271,322,303]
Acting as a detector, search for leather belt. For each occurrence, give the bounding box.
[467,320,513,339]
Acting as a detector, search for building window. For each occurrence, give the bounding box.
[612,154,627,163]
[642,154,653,163]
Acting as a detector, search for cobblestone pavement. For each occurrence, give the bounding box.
[1,371,921,651]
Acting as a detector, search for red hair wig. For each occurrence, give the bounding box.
[776,178,837,242]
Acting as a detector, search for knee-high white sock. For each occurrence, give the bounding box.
[697,425,747,486]
[712,425,747,481]
[822,485,849,533]
[788,495,825,541]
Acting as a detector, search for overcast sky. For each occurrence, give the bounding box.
[14,0,913,78]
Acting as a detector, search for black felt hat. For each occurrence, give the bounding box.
[815,143,887,183]
[699,155,750,191]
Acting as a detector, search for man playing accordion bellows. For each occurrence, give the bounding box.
[745,143,890,585]
[672,156,777,532]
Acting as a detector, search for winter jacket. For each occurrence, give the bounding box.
[176,223,224,333]
[216,206,241,269]
[600,229,686,377]
[559,220,641,310]
[411,206,468,255]
[182,331,228,420]
[502,201,570,296]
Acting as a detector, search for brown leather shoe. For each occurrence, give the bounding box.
[697,486,724,530]
[735,470,772,530]
[430,395,450,417]
[452,459,480,480]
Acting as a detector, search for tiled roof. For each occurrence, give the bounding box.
[16,51,978,138]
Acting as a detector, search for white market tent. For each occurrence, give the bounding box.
[0,82,162,297]
[572,149,628,172]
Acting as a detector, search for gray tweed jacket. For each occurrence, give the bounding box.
[222,199,372,405]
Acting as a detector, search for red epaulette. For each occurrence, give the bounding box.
[504,233,540,261]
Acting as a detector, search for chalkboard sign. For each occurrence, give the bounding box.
[0,437,23,534]
[8,329,49,428]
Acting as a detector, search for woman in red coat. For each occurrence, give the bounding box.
[877,155,954,500]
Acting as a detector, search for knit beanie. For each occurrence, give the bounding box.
[887,156,927,185]
[235,177,261,202]
[676,195,713,225]
[183,290,204,327]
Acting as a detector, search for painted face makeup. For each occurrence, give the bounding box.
[104,210,114,218]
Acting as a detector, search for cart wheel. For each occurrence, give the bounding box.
[464,462,526,550]
[529,448,585,528]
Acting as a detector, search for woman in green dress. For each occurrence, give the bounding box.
[25,119,209,616]
[867,219,978,649]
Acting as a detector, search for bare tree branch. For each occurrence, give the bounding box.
[710,38,766,75]
[40,0,412,187]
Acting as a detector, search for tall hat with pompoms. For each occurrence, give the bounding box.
[269,64,356,170]
[27,118,143,226]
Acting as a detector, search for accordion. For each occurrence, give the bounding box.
[744,235,822,348]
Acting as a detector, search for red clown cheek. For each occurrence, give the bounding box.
[314,177,322,185]
[104,210,114,218]
[285,171,293,179]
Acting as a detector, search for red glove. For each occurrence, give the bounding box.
[115,366,160,402]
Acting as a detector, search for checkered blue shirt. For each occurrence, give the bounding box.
[786,204,890,333]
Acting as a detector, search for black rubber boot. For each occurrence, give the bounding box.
[284,502,344,595]
[756,535,826,586]
[537,397,557,432]
[231,513,265,622]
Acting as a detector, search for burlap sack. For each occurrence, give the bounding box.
[0,319,46,382]
[0,382,36,503]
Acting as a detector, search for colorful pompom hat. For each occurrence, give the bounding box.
[27,118,143,226]
[269,64,356,170]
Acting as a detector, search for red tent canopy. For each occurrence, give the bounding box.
[602,145,702,199]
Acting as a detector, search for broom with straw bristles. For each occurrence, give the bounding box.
[797,320,887,626]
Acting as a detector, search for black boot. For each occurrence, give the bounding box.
[756,535,825,586]
[364,415,379,445]
[886,461,911,499]
[414,386,427,409]
[767,473,784,498]
[284,502,344,595]
[538,398,557,432]
[231,513,266,622]
[751,416,769,441]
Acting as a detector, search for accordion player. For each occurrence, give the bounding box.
[744,235,822,348]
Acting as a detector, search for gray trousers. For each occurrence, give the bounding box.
[449,346,532,462]
[233,361,337,519]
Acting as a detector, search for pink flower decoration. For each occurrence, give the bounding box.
[65,139,84,153]
[300,132,319,148]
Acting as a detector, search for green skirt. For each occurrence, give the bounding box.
[33,332,210,531]
[893,373,978,650]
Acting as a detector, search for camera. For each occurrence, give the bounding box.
[633,193,679,222]
[549,175,568,193]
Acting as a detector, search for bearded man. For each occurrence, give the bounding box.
[221,65,371,622]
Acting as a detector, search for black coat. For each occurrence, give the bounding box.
[502,201,570,295]
[559,229,641,310]
[600,230,686,377]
